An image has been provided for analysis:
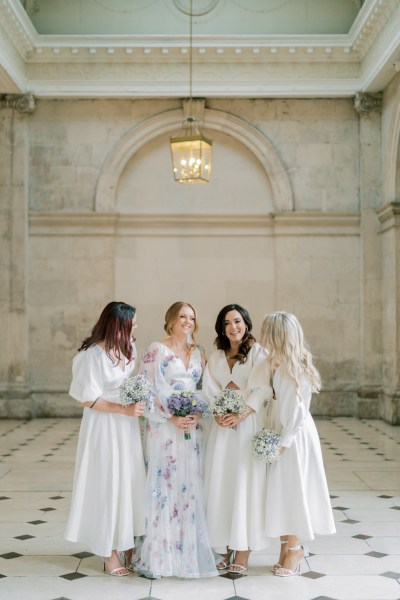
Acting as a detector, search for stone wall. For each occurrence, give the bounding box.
[0,92,399,422]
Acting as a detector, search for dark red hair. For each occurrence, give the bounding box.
[78,301,136,363]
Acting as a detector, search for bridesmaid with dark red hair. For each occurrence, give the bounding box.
[65,301,146,577]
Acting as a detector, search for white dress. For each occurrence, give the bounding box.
[264,367,336,540]
[137,342,217,579]
[202,343,272,553]
[64,345,146,557]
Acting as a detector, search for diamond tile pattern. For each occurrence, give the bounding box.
[0,417,399,600]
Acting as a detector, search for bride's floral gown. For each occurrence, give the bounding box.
[137,342,217,579]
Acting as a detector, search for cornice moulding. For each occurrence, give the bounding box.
[1,0,399,97]
[29,211,360,238]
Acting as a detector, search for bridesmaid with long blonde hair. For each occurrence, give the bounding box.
[260,311,335,577]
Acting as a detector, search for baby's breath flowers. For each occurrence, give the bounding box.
[251,428,282,463]
[120,373,154,407]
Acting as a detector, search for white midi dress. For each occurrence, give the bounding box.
[202,343,272,553]
[64,345,146,557]
[137,342,217,579]
[264,368,336,540]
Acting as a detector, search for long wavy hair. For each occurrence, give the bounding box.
[214,303,255,364]
[78,301,136,363]
[164,301,199,349]
[260,311,321,393]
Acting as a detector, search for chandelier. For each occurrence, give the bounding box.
[170,1,212,183]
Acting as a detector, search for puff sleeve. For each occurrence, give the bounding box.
[277,371,311,448]
[69,348,104,404]
[246,345,273,413]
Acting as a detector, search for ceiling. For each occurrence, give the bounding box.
[0,0,399,98]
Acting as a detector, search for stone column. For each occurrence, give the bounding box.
[377,202,400,424]
[0,94,35,417]
[354,93,383,418]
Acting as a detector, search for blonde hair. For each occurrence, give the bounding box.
[164,301,199,349]
[260,311,321,393]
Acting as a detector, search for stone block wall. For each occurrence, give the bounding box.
[0,92,399,422]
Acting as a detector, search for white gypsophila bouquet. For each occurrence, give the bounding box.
[211,388,248,417]
[120,373,154,407]
[251,428,282,463]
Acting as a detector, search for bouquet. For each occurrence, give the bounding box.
[167,390,208,440]
[251,428,281,463]
[120,373,154,408]
[211,388,248,430]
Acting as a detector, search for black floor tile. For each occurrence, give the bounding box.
[60,572,87,581]
[380,571,400,579]
[27,520,46,525]
[71,551,94,559]
[219,571,247,580]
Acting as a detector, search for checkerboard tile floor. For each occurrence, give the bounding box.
[0,417,399,600]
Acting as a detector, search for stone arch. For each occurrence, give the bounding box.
[95,107,293,212]
[383,78,400,205]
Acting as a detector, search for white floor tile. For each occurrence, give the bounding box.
[1,416,399,600]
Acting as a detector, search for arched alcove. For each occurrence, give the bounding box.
[95,107,293,213]
[117,128,273,215]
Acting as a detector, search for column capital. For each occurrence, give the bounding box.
[377,201,400,231]
[354,92,382,114]
[0,93,36,114]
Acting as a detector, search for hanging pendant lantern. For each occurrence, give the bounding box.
[169,0,212,183]
[170,117,212,183]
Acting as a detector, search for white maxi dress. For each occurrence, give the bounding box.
[137,342,217,579]
[264,367,336,540]
[202,343,272,553]
[64,344,146,556]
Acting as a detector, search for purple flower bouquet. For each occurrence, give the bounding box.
[167,390,208,440]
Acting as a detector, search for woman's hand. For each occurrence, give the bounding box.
[123,402,146,417]
[214,415,225,427]
[220,407,254,428]
[169,415,196,430]
[279,446,286,456]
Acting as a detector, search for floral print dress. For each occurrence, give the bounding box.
[137,342,217,579]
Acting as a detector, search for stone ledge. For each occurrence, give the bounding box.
[0,393,83,419]
[0,389,386,420]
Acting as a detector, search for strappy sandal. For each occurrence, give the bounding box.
[271,540,288,573]
[122,550,135,572]
[227,563,248,574]
[216,548,234,570]
[103,562,129,577]
[274,544,308,578]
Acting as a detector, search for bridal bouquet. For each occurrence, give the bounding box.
[120,373,154,407]
[251,428,282,463]
[211,388,248,430]
[166,390,209,440]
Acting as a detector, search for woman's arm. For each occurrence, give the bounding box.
[278,373,310,448]
[80,398,145,417]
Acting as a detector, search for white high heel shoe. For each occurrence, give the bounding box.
[274,544,309,577]
[270,540,288,574]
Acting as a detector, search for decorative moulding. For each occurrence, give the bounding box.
[0,92,35,113]
[94,106,293,214]
[354,91,382,113]
[28,211,360,238]
[377,201,400,232]
[0,0,399,97]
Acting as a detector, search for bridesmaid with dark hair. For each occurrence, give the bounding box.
[203,303,272,574]
[65,301,146,577]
